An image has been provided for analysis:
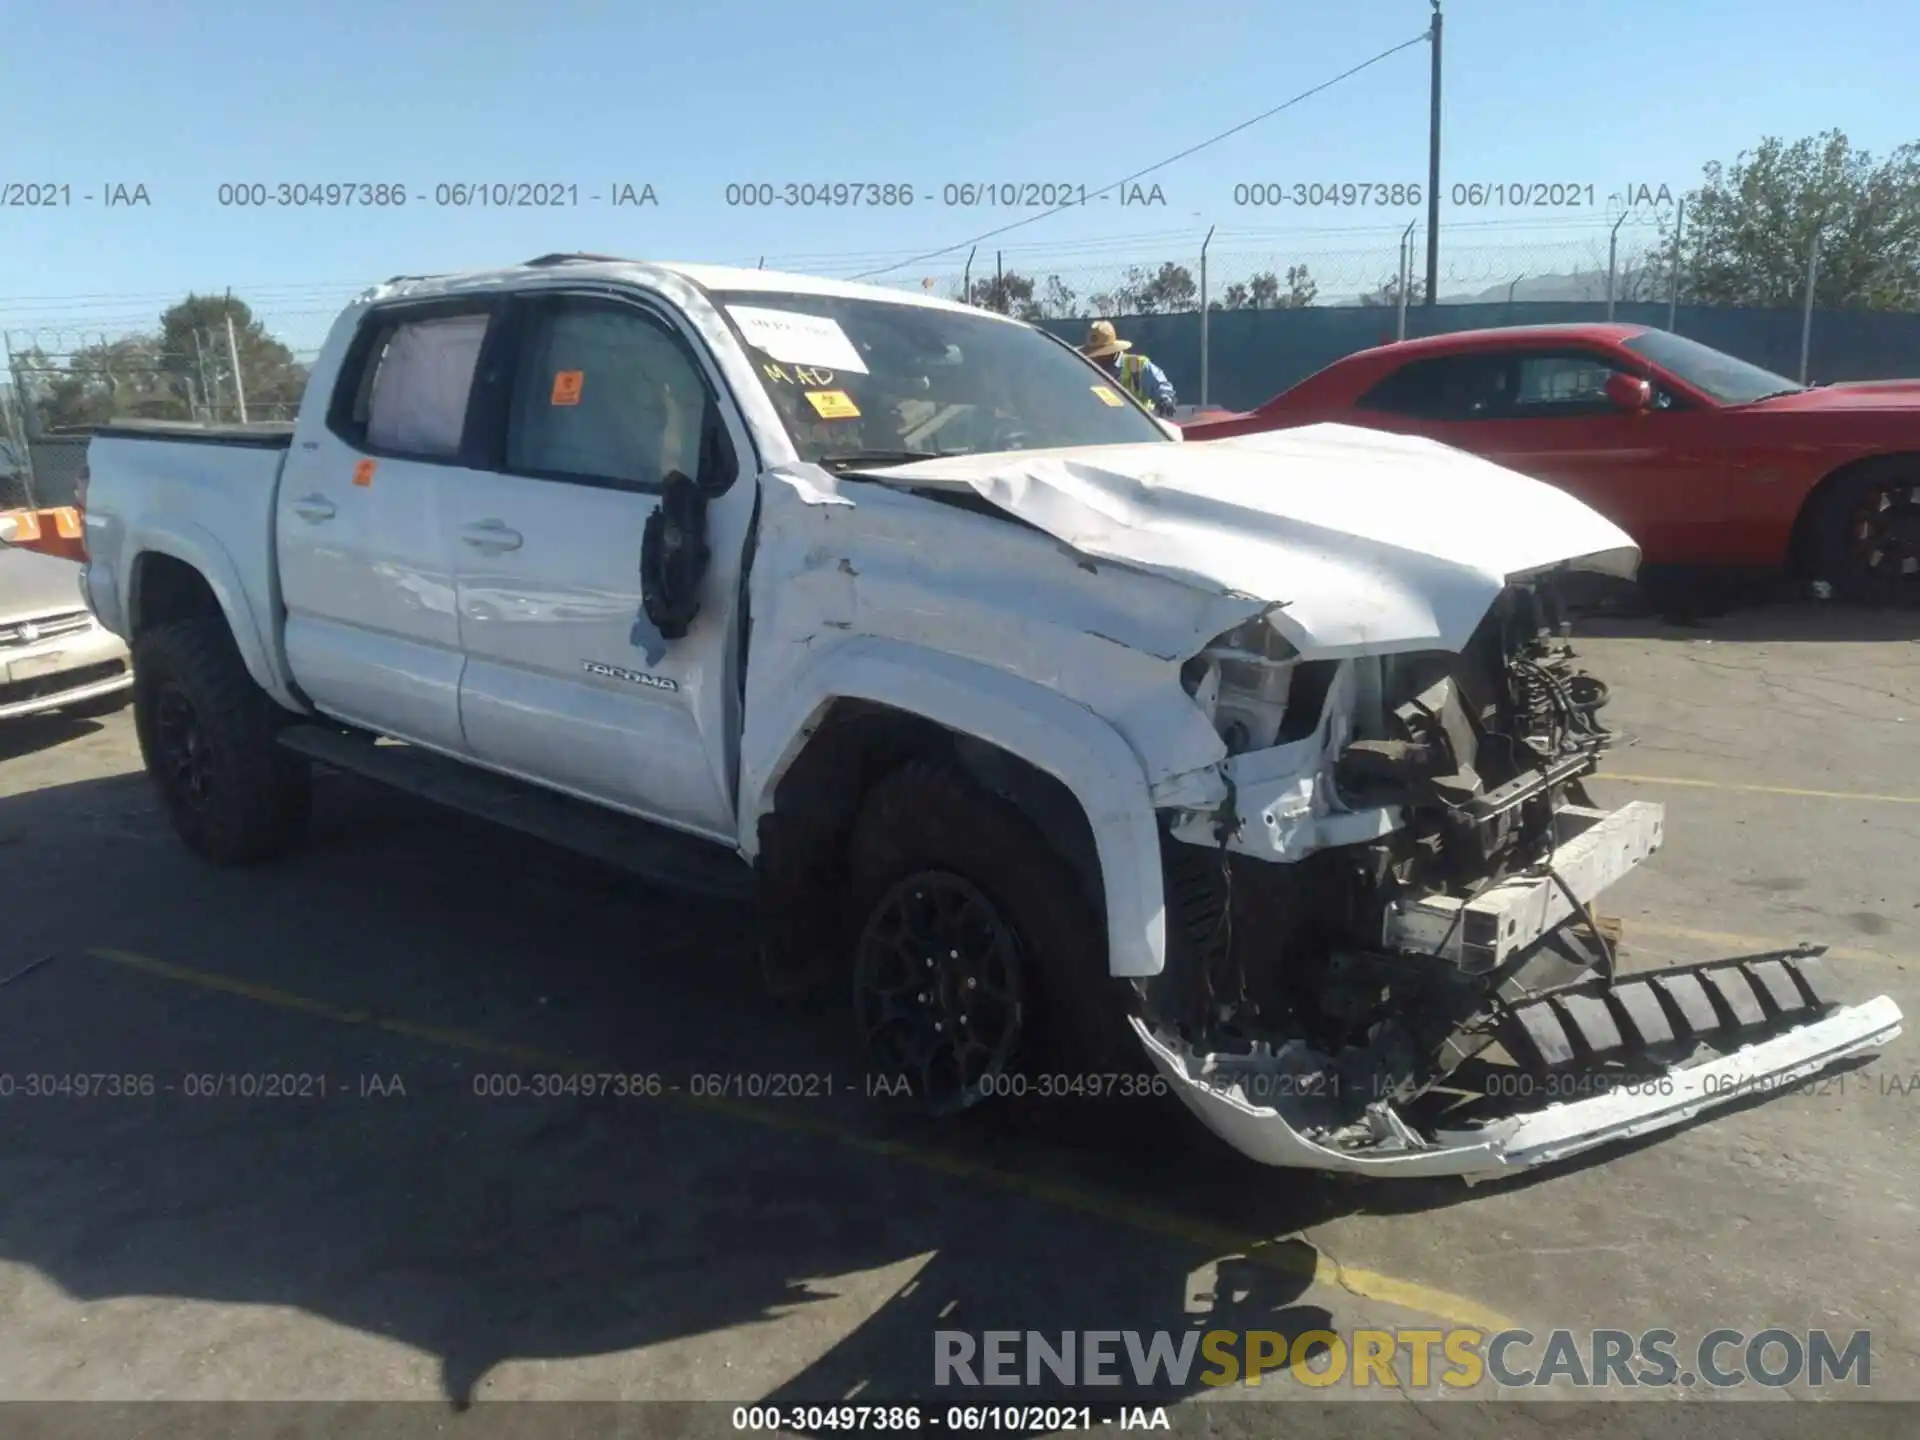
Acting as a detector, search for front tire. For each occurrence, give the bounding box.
[131,617,312,864]
[845,759,1143,1115]
[1807,460,1920,606]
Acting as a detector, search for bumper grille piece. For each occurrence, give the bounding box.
[0,658,127,708]
[1502,947,1835,1070]
[0,610,93,647]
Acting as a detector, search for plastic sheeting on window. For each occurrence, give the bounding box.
[366,314,490,456]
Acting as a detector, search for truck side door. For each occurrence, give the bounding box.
[446,288,755,843]
[279,297,503,751]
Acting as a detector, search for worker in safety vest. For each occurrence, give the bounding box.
[1079,319,1177,416]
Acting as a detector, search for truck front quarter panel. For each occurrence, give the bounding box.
[739,631,1169,978]
[740,475,1242,977]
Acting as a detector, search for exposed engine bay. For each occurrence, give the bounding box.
[1139,576,1900,1175]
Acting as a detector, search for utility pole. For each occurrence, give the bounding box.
[224,289,249,424]
[1199,225,1215,405]
[1666,197,1685,332]
[194,331,216,419]
[1799,229,1822,384]
[1424,0,1442,307]
[225,314,249,424]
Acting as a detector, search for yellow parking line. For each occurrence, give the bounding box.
[87,946,1516,1334]
[1599,773,1920,806]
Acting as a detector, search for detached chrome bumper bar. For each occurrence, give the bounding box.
[1383,801,1666,973]
[1133,994,1904,1179]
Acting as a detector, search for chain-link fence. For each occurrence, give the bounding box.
[831,222,1684,315]
[2,316,322,504]
[4,327,321,431]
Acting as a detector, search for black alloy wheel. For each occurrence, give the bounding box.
[853,869,1025,1115]
[152,680,214,814]
[1844,476,1920,599]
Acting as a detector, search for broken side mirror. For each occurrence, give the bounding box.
[1604,373,1653,412]
[640,469,711,641]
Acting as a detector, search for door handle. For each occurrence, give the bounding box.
[291,494,336,523]
[461,519,523,553]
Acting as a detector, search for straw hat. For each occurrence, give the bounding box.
[1080,319,1132,358]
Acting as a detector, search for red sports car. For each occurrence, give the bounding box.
[1181,324,1920,602]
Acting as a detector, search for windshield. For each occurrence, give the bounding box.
[710,289,1170,464]
[1621,329,1805,405]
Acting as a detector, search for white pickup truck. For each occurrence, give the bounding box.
[75,253,1900,1178]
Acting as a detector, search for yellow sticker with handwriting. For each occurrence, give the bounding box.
[805,389,861,419]
[1091,385,1125,407]
[551,370,584,406]
[352,459,377,487]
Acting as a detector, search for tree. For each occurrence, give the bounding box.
[1676,130,1920,309]
[1248,272,1281,309]
[1358,273,1428,307]
[968,270,1036,316]
[1090,266,1149,318]
[1281,264,1317,308]
[158,293,309,420]
[11,337,190,430]
[1136,261,1198,314]
[1037,274,1080,319]
[1608,249,1668,303]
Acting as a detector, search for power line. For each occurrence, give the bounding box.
[847,29,1432,281]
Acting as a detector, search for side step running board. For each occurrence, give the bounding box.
[277,724,755,903]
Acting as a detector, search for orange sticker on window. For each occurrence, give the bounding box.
[1091,385,1125,407]
[551,370,584,406]
[805,389,860,419]
[352,459,377,487]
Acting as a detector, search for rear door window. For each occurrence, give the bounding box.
[333,310,492,459]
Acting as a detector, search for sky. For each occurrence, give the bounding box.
[3,0,1917,354]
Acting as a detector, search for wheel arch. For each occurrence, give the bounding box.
[739,638,1168,978]
[125,529,303,711]
[1786,451,1920,578]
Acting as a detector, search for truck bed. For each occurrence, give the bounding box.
[92,420,295,447]
[81,425,302,707]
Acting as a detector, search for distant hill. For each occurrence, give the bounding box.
[1444,270,1630,303]
[1317,270,1644,306]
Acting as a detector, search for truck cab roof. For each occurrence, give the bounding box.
[358,255,1010,323]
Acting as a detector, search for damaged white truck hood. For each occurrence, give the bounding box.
[842,423,1639,657]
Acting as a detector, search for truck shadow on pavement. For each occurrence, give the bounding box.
[0,713,107,764]
[0,762,1727,1410]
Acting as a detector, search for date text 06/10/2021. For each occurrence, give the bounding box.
[1228,182,1677,208]
[731,1404,1171,1433]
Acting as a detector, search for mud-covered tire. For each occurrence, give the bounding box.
[1805,459,1920,606]
[131,617,312,865]
[845,759,1144,1111]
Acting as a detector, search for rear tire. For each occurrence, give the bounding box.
[1806,460,1920,606]
[844,759,1143,1115]
[131,617,312,864]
